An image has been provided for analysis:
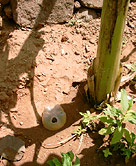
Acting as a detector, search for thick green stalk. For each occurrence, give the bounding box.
[93,0,130,104]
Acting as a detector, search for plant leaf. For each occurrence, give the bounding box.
[99,115,115,125]
[52,158,61,166]
[131,132,136,145]
[62,153,72,166]
[121,89,129,111]
[47,160,56,166]
[103,148,112,157]
[67,151,74,161]
[126,117,136,124]
[128,99,133,110]
[99,126,115,135]
[111,125,123,144]
[124,110,136,124]
[123,128,132,143]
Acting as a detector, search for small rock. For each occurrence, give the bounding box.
[75,28,80,34]
[61,49,65,56]
[61,35,69,42]
[127,22,135,28]
[80,0,103,9]
[85,45,90,53]
[75,7,97,22]
[74,51,80,55]
[12,115,16,120]
[132,40,136,46]
[0,135,25,161]
[19,122,23,126]
[44,88,48,92]
[74,1,81,9]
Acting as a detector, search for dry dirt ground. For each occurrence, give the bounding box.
[0,2,136,166]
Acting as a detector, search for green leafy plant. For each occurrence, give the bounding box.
[98,89,136,143]
[47,151,80,166]
[78,89,136,161]
[97,89,136,160]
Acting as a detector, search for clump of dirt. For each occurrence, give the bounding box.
[0,1,136,166]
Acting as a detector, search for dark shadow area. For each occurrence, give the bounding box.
[79,130,127,166]
[20,153,61,166]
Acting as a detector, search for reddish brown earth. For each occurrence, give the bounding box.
[0,2,136,166]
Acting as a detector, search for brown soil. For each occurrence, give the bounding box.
[0,2,136,166]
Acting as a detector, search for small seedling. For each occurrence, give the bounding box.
[68,20,77,26]
[73,111,97,137]
[73,125,86,137]
[80,111,97,129]
[47,151,80,166]
[103,148,112,157]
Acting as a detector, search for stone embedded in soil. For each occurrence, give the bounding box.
[74,1,81,9]
[0,135,25,161]
[75,7,97,22]
[10,0,74,28]
[80,0,103,9]
[61,35,69,42]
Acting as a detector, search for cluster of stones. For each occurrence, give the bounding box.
[0,0,103,28]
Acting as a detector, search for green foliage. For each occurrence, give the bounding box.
[98,89,136,145]
[47,151,80,166]
[73,126,86,137]
[73,111,97,137]
[112,131,136,161]
[103,148,112,157]
[79,89,136,161]
[80,111,97,128]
